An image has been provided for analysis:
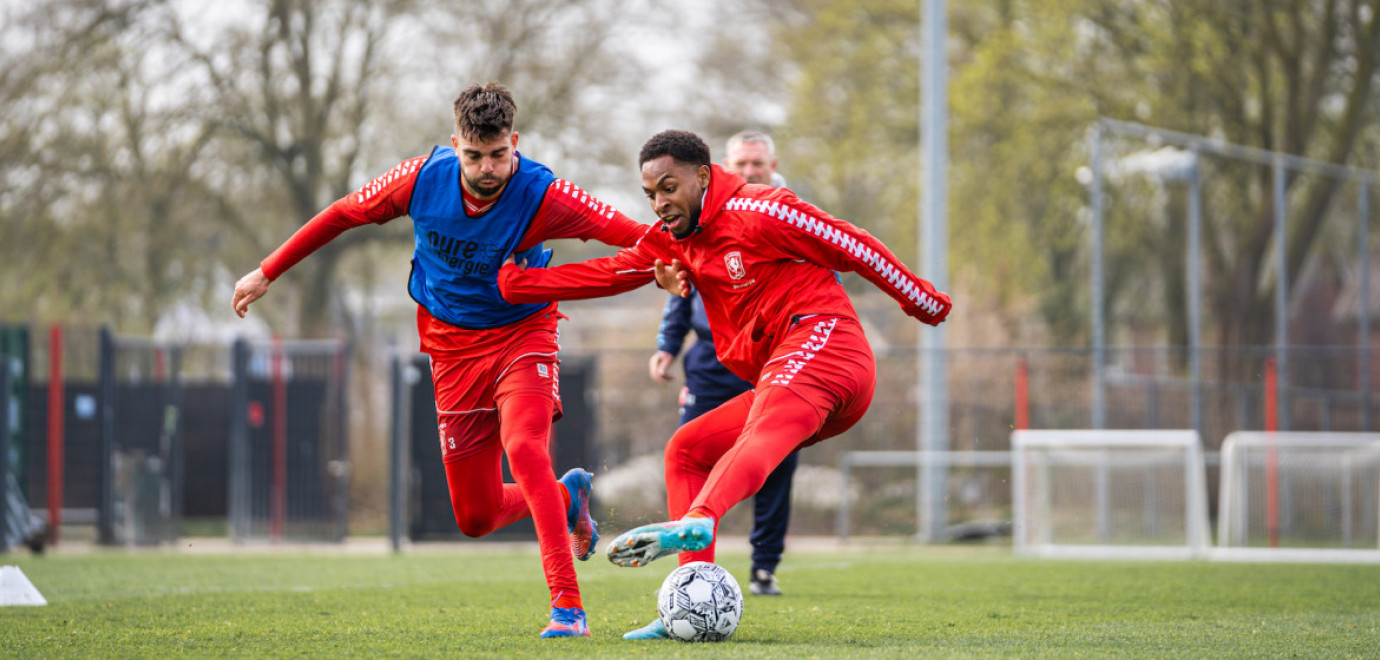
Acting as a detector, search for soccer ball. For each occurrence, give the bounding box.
[656,561,744,642]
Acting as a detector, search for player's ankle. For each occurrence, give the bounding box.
[551,592,582,610]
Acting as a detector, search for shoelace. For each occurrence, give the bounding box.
[550,607,585,626]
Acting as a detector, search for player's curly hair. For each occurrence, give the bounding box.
[453,82,515,143]
[639,130,711,168]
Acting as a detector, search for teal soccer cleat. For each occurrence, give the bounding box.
[605,517,714,568]
[560,468,599,561]
[622,617,670,640]
[539,606,590,638]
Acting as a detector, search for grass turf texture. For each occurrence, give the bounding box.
[4,546,1377,658]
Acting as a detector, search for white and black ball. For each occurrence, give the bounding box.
[656,561,744,642]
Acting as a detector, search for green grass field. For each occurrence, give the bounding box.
[4,544,1378,658]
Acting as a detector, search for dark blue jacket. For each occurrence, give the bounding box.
[657,288,754,402]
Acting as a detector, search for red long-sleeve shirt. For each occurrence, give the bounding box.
[258,152,649,354]
[499,165,951,381]
[260,154,647,280]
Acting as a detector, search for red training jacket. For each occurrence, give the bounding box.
[498,164,951,381]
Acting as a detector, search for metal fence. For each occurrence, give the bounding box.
[10,321,1376,546]
[227,338,349,543]
[566,343,1378,540]
[387,351,598,547]
[1089,119,1378,433]
[98,329,185,546]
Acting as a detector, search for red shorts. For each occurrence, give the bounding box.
[663,315,876,541]
[429,329,562,463]
[752,314,876,445]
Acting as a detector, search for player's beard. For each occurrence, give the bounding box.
[464,171,507,198]
[669,207,701,239]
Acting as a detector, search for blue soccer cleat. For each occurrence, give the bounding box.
[605,517,714,568]
[560,468,599,561]
[623,616,670,640]
[539,606,591,638]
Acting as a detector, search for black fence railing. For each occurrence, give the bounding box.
[228,338,349,543]
[7,320,1377,545]
[98,329,184,546]
[389,352,597,544]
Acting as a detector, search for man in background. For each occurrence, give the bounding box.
[646,131,795,596]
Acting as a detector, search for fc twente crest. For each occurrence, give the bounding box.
[724,251,747,280]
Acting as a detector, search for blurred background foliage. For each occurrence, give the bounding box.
[4,0,1380,526]
[4,0,1379,351]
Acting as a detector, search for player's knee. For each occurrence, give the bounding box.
[503,439,549,475]
[450,497,498,537]
[665,426,696,460]
[453,510,496,538]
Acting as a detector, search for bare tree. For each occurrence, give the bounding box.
[1071,1,1380,378]
[0,0,221,330]
[169,0,414,337]
[409,0,664,212]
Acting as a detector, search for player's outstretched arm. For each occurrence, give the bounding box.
[498,243,660,304]
[232,268,271,318]
[758,194,952,325]
[520,179,650,251]
[234,156,421,320]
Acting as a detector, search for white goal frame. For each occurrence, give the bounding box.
[1214,432,1380,563]
[1012,429,1211,559]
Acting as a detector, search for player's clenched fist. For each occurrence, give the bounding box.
[232,268,271,318]
[903,288,952,326]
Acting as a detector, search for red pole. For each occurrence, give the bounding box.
[1264,358,1278,431]
[1014,356,1030,430]
[1264,357,1279,548]
[47,324,64,545]
[272,338,287,541]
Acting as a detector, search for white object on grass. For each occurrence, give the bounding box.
[0,566,47,606]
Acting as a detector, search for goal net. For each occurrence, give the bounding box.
[1216,432,1380,562]
[1012,430,1211,559]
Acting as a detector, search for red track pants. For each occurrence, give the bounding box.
[665,316,876,564]
[430,330,579,608]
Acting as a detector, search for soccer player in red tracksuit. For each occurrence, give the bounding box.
[231,82,647,639]
[497,129,951,639]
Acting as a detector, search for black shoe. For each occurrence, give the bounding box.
[24,523,51,555]
[749,568,781,596]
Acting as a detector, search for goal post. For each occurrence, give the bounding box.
[1215,432,1380,563]
[1012,429,1211,559]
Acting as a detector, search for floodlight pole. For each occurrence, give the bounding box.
[1360,183,1372,432]
[1273,158,1290,430]
[1091,123,1107,429]
[1188,148,1203,436]
[918,0,949,543]
[0,348,9,553]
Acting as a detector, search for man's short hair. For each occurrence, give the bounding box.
[453,81,516,143]
[726,130,776,156]
[639,130,711,168]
